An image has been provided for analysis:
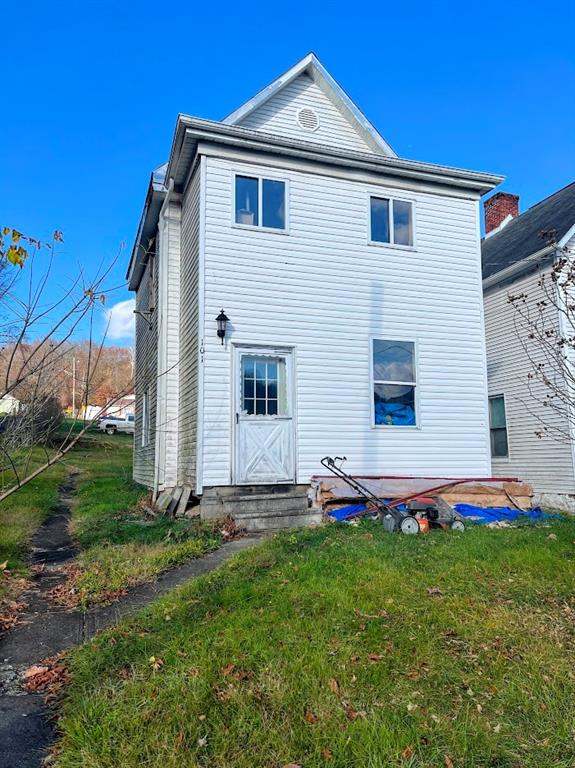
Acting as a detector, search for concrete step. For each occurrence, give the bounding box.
[237,511,323,532]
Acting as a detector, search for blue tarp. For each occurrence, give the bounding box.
[374,402,416,426]
[454,504,559,524]
[329,502,560,525]
[329,504,369,521]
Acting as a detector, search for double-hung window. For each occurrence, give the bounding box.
[489,395,508,458]
[372,339,417,426]
[370,196,414,247]
[234,175,286,231]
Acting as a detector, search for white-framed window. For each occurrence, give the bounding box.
[234,174,287,231]
[141,390,150,447]
[372,339,417,427]
[489,395,508,458]
[370,196,414,247]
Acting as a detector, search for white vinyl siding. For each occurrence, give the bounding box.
[199,154,491,486]
[178,163,202,488]
[236,73,375,155]
[484,267,575,493]
[155,199,181,490]
[133,250,158,488]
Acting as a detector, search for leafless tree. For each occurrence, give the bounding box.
[0,228,133,500]
[508,231,575,442]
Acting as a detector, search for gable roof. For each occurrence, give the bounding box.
[482,181,575,282]
[223,53,396,157]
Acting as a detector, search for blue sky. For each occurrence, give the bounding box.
[2,0,574,344]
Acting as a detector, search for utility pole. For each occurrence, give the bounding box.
[72,357,76,417]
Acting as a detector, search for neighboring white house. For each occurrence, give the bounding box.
[482,183,575,510]
[104,394,135,420]
[0,395,20,415]
[127,53,502,526]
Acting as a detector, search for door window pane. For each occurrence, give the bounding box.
[393,200,413,246]
[235,176,259,226]
[373,340,415,382]
[241,356,287,416]
[370,197,390,243]
[262,180,286,229]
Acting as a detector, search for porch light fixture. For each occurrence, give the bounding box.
[216,309,229,345]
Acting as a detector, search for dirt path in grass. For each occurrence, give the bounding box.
[0,473,261,768]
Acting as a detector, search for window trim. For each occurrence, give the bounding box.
[231,171,290,234]
[488,393,509,459]
[367,193,417,250]
[370,335,420,430]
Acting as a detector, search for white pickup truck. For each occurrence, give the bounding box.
[98,414,135,435]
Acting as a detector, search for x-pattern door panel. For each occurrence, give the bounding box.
[235,349,294,484]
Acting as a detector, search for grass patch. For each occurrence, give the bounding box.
[55,519,575,767]
[68,431,221,605]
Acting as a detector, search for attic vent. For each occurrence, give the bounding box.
[297,107,320,132]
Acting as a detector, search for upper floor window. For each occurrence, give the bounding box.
[372,339,417,426]
[235,175,286,231]
[489,395,508,458]
[370,196,414,247]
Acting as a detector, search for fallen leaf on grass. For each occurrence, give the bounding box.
[0,561,8,571]
[305,709,319,723]
[368,654,384,662]
[149,656,164,671]
[322,748,333,759]
[344,703,366,721]
[445,756,454,768]
[426,587,443,596]
[328,678,340,695]
[282,764,302,768]
[401,745,414,759]
[221,662,236,676]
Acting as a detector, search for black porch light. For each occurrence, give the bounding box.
[216,309,229,345]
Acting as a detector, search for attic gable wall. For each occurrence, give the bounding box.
[236,74,375,154]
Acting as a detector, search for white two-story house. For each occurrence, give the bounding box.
[127,53,502,528]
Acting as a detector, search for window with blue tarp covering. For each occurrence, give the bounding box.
[372,339,416,426]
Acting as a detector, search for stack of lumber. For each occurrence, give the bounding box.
[311,476,533,511]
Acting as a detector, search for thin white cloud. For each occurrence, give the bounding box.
[105,298,135,341]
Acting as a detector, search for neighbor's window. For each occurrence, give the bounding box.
[372,339,417,426]
[235,175,286,230]
[489,395,508,458]
[370,196,414,246]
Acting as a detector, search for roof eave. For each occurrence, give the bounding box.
[170,117,502,195]
[127,180,166,291]
[482,244,555,291]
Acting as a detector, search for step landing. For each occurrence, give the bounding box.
[201,485,322,532]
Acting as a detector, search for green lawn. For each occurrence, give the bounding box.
[55,519,575,768]
[0,425,221,608]
[0,455,67,604]
[65,430,222,605]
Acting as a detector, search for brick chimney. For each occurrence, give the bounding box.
[484,192,519,235]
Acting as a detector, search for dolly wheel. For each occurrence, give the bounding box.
[400,516,420,535]
[451,520,465,532]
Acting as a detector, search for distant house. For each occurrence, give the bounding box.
[128,53,501,527]
[482,183,575,509]
[0,395,21,415]
[105,394,135,420]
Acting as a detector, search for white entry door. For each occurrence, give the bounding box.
[235,348,295,484]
